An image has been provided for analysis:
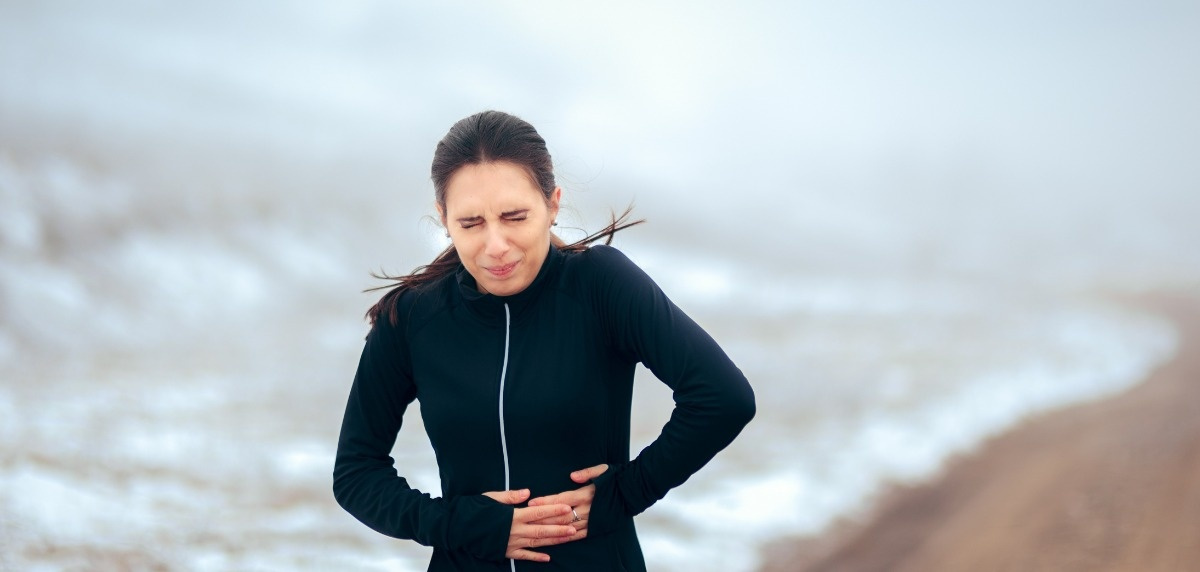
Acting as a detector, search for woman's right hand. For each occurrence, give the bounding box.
[481,489,579,562]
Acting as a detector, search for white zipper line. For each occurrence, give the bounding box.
[499,303,512,490]
[499,303,515,572]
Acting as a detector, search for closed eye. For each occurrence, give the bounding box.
[456,216,483,229]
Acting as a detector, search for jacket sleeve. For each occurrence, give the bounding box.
[332,312,512,559]
[585,245,756,534]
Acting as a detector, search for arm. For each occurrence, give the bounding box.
[585,246,756,533]
[332,315,512,559]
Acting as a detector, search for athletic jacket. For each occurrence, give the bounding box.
[333,244,755,571]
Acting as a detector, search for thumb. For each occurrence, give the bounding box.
[481,488,530,505]
[570,463,609,483]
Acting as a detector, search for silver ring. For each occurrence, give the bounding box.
[571,508,581,522]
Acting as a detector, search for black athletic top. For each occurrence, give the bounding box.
[333,245,755,571]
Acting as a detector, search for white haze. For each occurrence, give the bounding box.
[1,1,1198,570]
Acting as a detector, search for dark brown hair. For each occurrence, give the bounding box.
[367,110,643,326]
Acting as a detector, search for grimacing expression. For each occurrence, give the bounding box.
[439,161,560,297]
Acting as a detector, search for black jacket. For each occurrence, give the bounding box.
[334,245,755,570]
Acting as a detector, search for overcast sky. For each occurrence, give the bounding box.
[2,1,1197,283]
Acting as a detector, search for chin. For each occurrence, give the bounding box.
[486,283,521,297]
[483,274,534,296]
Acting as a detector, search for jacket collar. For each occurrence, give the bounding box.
[456,245,561,323]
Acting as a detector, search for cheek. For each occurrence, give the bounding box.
[449,233,481,258]
[522,229,550,249]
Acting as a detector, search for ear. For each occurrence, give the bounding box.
[548,187,562,224]
[435,202,447,226]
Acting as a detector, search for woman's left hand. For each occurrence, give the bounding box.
[526,464,609,536]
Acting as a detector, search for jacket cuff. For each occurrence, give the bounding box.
[588,462,636,536]
[447,495,514,560]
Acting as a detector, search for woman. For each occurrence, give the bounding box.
[333,110,755,570]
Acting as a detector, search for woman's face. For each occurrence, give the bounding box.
[440,161,560,297]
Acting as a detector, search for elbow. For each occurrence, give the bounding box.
[332,475,349,511]
[331,457,358,513]
[718,372,755,430]
[697,374,756,433]
[731,382,756,428]
[332,473,349,512]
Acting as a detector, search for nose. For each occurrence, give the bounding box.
[483,225,510,259]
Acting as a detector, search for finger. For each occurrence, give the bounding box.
[528,499,593,526]
[531,483,596,511]
[526,511,578,526]
[513,523,577,543]
[513,503,571,523]
[508,548,551,563]
[508,527,588,560]
[565,500,590,529]
[570,507,590,531]
[543,516,587,532]
[554,522,588,542]
[570,463,609,483]
[481,488,530,505]
[527,489,585,507]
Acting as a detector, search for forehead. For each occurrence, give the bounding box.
[443,162,544,213]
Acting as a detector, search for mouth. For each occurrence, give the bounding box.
[485,261,518,278]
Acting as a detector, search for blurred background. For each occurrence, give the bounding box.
[1,1,1197,570]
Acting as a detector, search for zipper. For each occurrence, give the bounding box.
[498,303,515,572]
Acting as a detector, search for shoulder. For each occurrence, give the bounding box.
[557,244,661,305]
[563,244,646,279]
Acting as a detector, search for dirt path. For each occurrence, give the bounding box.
[761,293,1200,572]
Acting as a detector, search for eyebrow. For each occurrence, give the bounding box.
[454,209,530,224]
